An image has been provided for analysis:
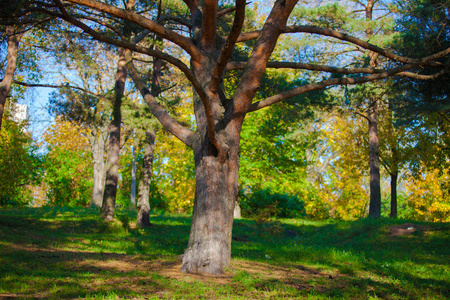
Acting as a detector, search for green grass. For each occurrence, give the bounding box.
[0,207,449,299]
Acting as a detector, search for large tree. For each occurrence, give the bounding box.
[17,0,450,274]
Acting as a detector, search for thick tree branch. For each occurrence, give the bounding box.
[201,0,218,49]
[236,25,449,67]
[397,69,449,80]
[124,50,197,148]
[248,64,416,112]
[36,7,211,111]
[227,61,450,79]
[217,6,236,18]
[181,0,199,15]
[232,0,298,116]
[209,0,246,92]
[64,0,204,60]
[227,61,382,74]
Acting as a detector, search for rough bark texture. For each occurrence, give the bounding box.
[136,130,155,228]
[0,25,22,131]
[181,132,240,274]
[365,0,381,218]
[390,172,398,218]
[180,0,297,275]
[131,142,137,207]
[89,124,108,207]
[368,99,381,218]
[101,49,127,221]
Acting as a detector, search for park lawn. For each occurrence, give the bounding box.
[0,207,448,299]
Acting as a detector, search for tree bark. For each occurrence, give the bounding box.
[0,25,23,131]
[390,172,398,218]
[368,99,381,218]
[136,130,155,228]
[364,0,381,218]
[181,131,240,274]
[89,124,108,207]
[180,0,296,274]
[101,48,127,221]
[131,141,137,207]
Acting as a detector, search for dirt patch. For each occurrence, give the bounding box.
[1,243,345,297]
[387,223,431,237]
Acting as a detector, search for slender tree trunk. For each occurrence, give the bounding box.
[0,25,23,131]
[365,0,381,218]
[136,130,155,228]
[131,141,137,207]
[388,97,399,219]
[90,125,108,207]
[390,172,398,218]
[101,49,127,221]
[135,33,162,226]
[368,99,381,218]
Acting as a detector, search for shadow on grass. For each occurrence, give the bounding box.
[0,208,449,299]
[0,244,172,299]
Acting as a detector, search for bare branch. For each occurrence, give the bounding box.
[209,0,246,92]
[217,6,236,18]
[13,80,104,98]
[228,61,450,79]
[227,61,382,74]
[36,7,210,109]
[397,69,449,80]
[248,64,416,112]
[236,25,449,67]
[158,15,192,29]
[217,3,252,19]
[64,0,204,60]
[124,50,197,148]
[78,15,126,40]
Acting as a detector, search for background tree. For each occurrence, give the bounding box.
[0,117,41,207]
[42,117,93,206]
[47,34,116,208]
[0,25,24,130]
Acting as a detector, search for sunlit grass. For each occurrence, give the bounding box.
[0,207,448,299]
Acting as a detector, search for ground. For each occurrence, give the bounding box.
[0,208,448,299]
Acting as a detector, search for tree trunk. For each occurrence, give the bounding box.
[101,49,127,221]
[123,0,295,275]
[368,99,381,218]
[0,25,23,131]
[181,132,240,274]
[390,172,398,218]
[365,0,381,218]
[90,125,108,207]
[131,141,137,207]
[136,130,155,228]
[135,33,162,227]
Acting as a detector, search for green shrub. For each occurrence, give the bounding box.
[240,188,306,219]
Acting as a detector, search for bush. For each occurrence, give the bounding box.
[240,188,306,219]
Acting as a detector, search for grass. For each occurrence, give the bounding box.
[0,207,449,299]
